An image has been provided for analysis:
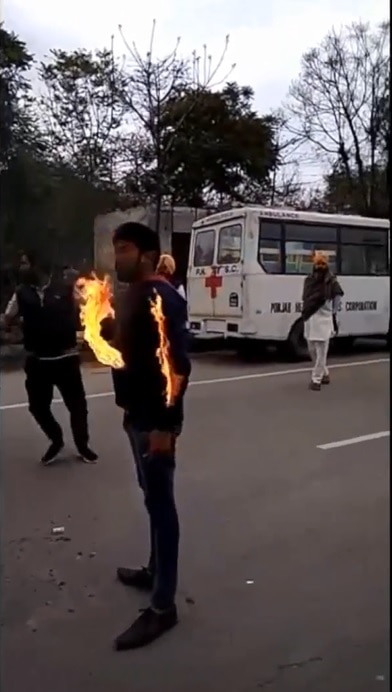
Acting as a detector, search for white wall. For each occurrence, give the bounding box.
[94,205,211,274]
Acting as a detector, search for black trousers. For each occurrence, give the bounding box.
[25,355,89,448]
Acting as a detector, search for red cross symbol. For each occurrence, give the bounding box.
[205,268,222,299]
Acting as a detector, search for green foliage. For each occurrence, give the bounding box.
[322,166,388,218]
[39,48,125,184]
[159,83,276,205]
[1,30,123,264]
[0,26,49,261]
[0,26,35,166]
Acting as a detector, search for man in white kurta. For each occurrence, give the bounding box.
[304,298,342,387]
[302,252,344,391]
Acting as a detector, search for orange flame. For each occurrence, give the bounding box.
[76,277,181,406]
[75,274,124,369]
[149,291,183,407]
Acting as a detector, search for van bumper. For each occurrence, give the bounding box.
[189,318,256,339]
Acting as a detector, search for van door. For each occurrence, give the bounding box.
[211,222,243,317]
[188,222,244,318]
[187,226,216,316]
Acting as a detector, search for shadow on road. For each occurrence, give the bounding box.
[194,338,389,365]
[1,337,388,373]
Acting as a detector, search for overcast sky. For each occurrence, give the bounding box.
[2,0,389,189]
[3,0,388,113]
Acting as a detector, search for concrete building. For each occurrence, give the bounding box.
[94,205,212,282]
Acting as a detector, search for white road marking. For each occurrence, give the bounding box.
[0,357,388,412]
[317,431,390,450]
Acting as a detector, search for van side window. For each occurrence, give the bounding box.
[285,241,337,274]
[284,223,338,274]
[193,229,215,267]
[258,221,283,273]
[217,224,242,264]
[339,227,389,276]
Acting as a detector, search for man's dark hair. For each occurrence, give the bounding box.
[113,222,161,256]
[19,251,53,277]
[19,250,37,267]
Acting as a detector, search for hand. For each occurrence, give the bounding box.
[148,430,174,454]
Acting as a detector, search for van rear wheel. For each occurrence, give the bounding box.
[285,319,310,361]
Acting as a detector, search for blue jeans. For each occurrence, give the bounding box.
[123,414,180,611]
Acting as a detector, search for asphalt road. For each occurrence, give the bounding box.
[1,347,390,692]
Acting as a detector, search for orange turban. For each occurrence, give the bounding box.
[157,254,176,276]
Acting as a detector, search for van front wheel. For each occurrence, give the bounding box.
[285,319,310,361]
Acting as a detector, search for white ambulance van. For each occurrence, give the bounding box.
[187,206,390,358]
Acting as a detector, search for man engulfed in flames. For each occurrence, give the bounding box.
[92,222,190,651]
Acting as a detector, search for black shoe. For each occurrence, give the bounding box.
[309,381,321,391]
[114,606,178,651]
[41,440,64,465]
[76,446,98,464]
[321,375,330,385]
[117,566,154,591]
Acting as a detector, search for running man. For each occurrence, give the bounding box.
[4,252,97,464]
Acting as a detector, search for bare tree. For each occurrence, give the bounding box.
[285,21,390,216]
[267,109,304,206]
[117,20,235,250]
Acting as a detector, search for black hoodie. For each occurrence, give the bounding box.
[111,277,191,432]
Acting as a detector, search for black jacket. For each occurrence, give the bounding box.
[111,278,191,432]
[16,280,78,357]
